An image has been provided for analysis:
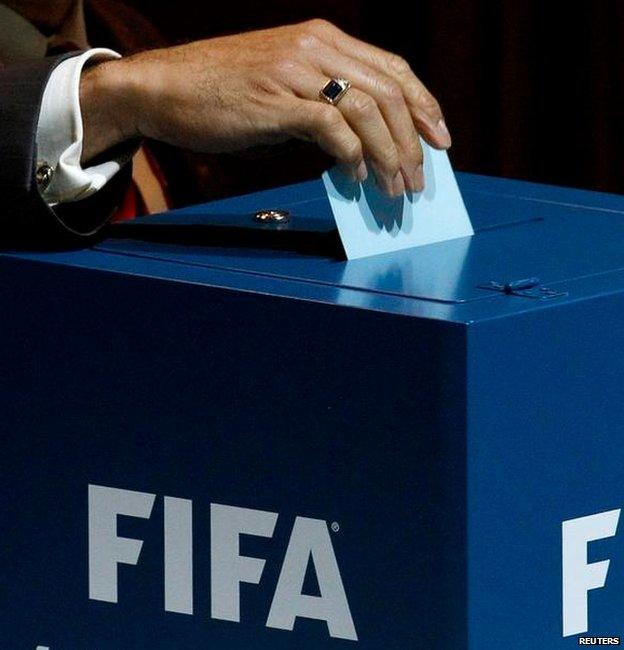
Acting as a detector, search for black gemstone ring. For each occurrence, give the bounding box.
[319,78,351,106]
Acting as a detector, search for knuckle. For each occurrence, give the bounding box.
[305,18,335,34]
[292,31,321,52]
[315,105,343,130]
[350,94,376,118]
[388,54,411,75]
[381,81,403,104]
[416,91,442,117]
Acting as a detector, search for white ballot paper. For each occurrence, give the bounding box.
[322,140,474,260]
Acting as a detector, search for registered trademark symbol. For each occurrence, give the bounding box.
[331,522,340,533]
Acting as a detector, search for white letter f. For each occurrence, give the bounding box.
[562,508,620,637]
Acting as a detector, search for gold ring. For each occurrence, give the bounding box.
[319,78,351,106]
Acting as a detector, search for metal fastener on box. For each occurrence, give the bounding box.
[253,209,290,223]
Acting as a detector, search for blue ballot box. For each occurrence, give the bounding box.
[2,173,624,649]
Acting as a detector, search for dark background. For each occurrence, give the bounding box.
[127,0,624,196]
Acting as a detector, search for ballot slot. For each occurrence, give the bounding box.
[97,184,624,305]
[107,198,343,259]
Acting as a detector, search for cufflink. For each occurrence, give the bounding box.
[36,161,54,192]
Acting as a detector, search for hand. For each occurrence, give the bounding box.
[80,19,452,196]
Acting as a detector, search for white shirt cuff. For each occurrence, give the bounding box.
[36,48,123,205]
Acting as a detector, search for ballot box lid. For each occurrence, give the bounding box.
[8,173,624,324]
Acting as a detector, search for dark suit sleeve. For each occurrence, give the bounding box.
[0,54,132,247]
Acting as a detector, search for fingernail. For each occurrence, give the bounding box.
[436,119,452,148]
[414,164,424,191]
[357,160,368,183]
[391,171,405,197]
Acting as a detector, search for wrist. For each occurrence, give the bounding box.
[79,58,142,163]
